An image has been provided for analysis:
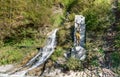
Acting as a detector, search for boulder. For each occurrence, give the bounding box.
[71,46,86,61]
[0,64,14,73]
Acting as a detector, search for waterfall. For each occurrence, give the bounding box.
[25,29,58,71]
[0,29,58,77]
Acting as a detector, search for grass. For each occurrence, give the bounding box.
[0,46,38,65]
[0,46,23,65]
[51,47,64,61]
[65,57,82,70]
[0,37,45,65]
[52,14,64,27]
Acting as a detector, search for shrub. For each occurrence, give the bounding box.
[111,52,120,67]
[51,47,64,61]
[65,57,82,70]
[65,0,111,31]
[0,0,52,42]
[0,49,23,65]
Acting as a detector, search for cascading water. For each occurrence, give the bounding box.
[0,29,58,77]
[25,29,58,71]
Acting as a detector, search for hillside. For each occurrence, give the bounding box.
[0,0,120,76]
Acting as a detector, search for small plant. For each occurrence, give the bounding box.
[111,52,120,67]
[65,57,82,70]
[68,13,75,21]
[51,47,64,61]
[52,14,64,27]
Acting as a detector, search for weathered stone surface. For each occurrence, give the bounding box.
[71,46,86,61]
[72,15,86,60]
[0,64,14,73]
[74,15,86,47]
[65,15,86,61]
[42,67,117,77]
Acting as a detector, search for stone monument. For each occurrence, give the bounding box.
[65,15,86,61]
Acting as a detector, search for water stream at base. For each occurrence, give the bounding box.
[0,29,58,77]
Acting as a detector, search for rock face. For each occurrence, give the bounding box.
[71,46,86,61]
[0,64,14,73]
[74,15,86,47]
[65,15,86,61]
[71,15,86,60]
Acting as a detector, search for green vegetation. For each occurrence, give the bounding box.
[65,57,82,70]
[0,0,59,65]
[0,46,38,65]
[51,47,64,61]
[0,0,120,75]
[0,47,23,65]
